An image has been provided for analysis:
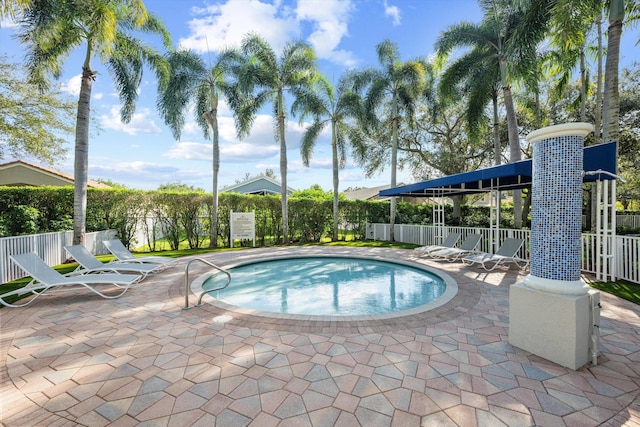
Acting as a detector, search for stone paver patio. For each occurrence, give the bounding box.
[1,246,639,426]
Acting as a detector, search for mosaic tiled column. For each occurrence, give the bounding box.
[523,123,594,295]
[510,123,598,370]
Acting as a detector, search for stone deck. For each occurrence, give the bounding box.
[1,246,639,426]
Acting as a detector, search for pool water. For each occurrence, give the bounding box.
[201,257,447,316]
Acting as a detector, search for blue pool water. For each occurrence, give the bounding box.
[201,257,447,316]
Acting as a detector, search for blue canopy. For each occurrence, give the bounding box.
[380,141,617,198]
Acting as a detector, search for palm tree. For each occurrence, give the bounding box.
[291,72,365,241]
[157,48,243,248]
[602,0,625,143]
[436,0,550,228]
[17,0,171,245]
[235,33,317,244]
[354,39,430,242]
[438,43,503,166]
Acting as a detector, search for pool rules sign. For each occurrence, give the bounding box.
[230,210,255,248]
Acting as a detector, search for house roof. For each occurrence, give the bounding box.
[220,175,294,195]
[344,184,397,201]
[380,141,617,198]
[0,160,111,189]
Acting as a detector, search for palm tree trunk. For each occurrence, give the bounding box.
[331,120,339,242]
[389,98,399,242]
[203,108,219,248]
[595,12,603,144]
[277,90,289,244]
[501,69,522,228]
[73,65,95,246]
[602,1,623,144]
[580,50,586,121]
[492,91,501,166]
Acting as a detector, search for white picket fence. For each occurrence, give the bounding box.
[0,229,117,283]
[367,223,640,285]
[617,215,640,229]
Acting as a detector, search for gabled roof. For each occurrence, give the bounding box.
[380,141,617,198]
[0,160,111,189]
[221,175,294,195]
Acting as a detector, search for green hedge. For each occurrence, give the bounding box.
[7,186,615,247]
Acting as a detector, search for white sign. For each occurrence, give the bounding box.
[230,211,255,247]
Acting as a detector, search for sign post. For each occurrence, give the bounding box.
[230,210,255,248]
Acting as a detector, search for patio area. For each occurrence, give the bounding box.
[1,246,639,426]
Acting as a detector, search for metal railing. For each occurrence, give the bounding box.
[367,223,640,284]
[183,258,231,309]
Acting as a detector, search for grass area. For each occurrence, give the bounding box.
[2,240,638,307]
[588,280,640,305]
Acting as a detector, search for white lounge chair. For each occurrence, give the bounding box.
[462,238,528,271]
[103,239,178,267]
[414,232,461,256]
[429,234,482,262]
[1,252,140,307]
[65,245,159,280]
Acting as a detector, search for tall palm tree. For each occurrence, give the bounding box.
[291,72,365,241]
[157,48,243,248]
[602,0,625,143]
[17,0,171,245]
[436,0,550,228]
[235,33,317,244]
[438,44,503,166]
[354,39,430,242]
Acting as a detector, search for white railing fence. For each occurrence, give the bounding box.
[0,229,117,283]
[367,223,640,285]
[617,215,640,229]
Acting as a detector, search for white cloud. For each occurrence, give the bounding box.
[164,142,212,160]
[296,0,357,67]
[179,0,357,67]
[179,0,297,53]
[59,74,82,96]
[383,0,401,26]
[99,106,162,136]
[59,74,103,99]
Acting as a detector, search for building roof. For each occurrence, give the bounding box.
[380,141,617,198]
[0,160,111,189]
[343,184,396,201]
[220,175,294,195]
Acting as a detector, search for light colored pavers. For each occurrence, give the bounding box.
[1,246,639,426]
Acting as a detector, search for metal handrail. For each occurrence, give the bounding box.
[183,258,231,310]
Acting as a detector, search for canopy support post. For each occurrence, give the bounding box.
[489,180,500,254]
[596,178,617,281]
[433,188,445,244]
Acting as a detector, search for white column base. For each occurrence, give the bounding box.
[509,282,598,370]
[523,273,590,296]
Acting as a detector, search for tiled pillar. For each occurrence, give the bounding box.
[523,122,594,295]
[509,123,599,370]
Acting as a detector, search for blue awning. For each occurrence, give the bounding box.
[380,141,617,198]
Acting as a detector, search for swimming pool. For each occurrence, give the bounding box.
[196,256,450,316]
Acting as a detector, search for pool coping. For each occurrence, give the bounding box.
[175,246,481,334]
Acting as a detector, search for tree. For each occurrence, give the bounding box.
[235,33,317,244]
[602,0,625,143]
[353,39,430,241]
[157,48,242,247]
[0,55,75,163]
[17,0,171,245]
[292,72,364,241]
[400,96,493,220]
[435,0,550,228]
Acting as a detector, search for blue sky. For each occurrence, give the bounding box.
[1,0,638,193]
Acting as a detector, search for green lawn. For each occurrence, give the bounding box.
[588,280,640,305]
[2,240,638,307]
